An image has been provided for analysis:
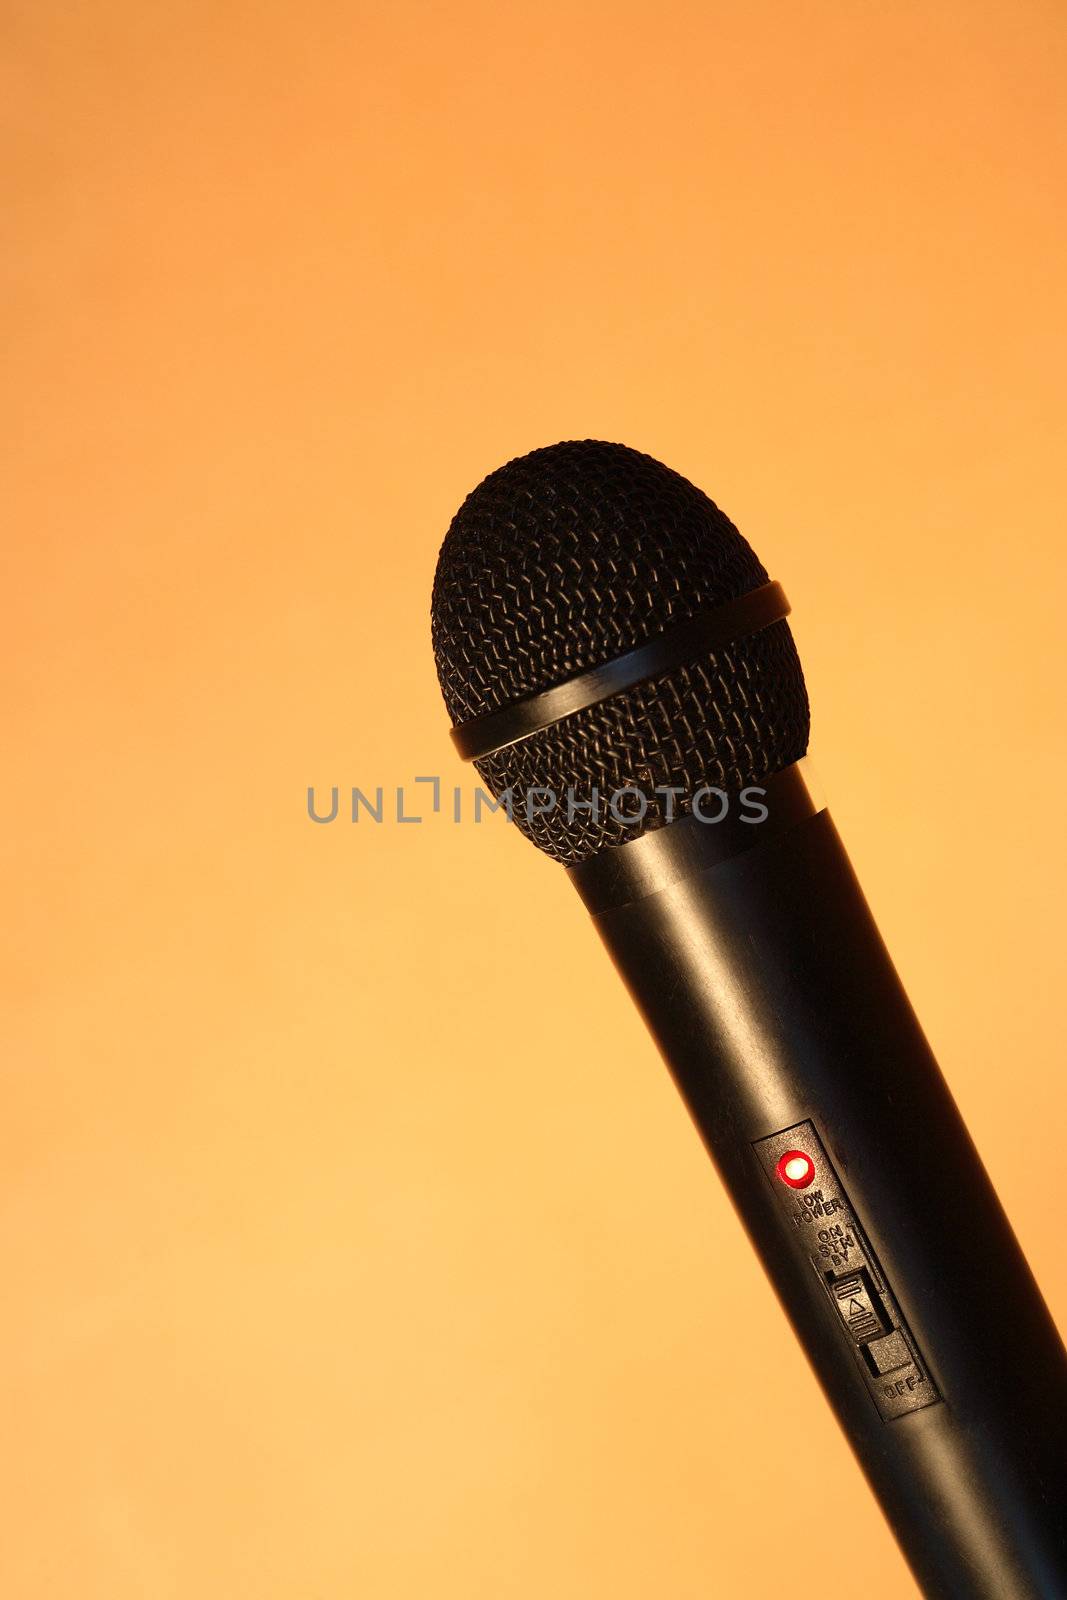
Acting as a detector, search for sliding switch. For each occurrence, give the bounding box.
[830,1269,886,1345]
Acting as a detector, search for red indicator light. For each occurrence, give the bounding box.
[776,1149,816,1189]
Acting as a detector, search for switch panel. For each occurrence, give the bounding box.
[753,1120,941,1422]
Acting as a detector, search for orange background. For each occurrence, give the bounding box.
[5,4,1067,1595]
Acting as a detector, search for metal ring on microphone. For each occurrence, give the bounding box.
[449,579,791,762]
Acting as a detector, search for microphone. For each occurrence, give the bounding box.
[430,440,1067,1597]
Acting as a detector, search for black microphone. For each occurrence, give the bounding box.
[430,440,1067,1598]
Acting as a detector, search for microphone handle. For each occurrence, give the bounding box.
[568,765,1067,1599]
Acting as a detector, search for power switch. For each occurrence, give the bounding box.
[865,1330,911,1376]
[830,1269,886,1346]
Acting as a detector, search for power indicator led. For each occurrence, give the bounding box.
[776,1149,816,1189]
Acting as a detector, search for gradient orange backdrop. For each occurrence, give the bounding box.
[5,3,1067,1596]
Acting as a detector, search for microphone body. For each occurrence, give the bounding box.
[570,765,1067,1599]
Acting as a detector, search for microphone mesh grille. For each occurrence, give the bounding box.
[431,440,810,864]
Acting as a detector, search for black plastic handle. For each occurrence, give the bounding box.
[569,773,1067,1598]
